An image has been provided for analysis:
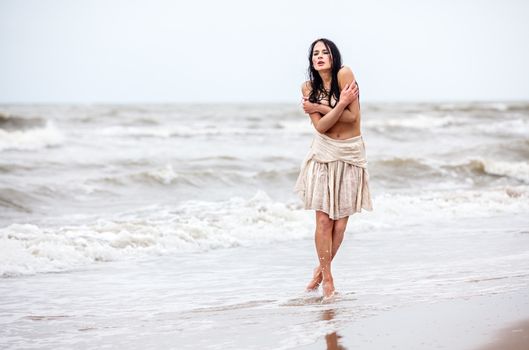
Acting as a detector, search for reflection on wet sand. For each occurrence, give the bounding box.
[321,308,347,350]
[474,318,529,350]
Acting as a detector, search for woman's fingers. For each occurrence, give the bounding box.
[351,83,359,97]
[339,81,359,104]
[302,99,313,113]
[342,86,356,104]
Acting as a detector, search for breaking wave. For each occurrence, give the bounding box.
[2,186,528,277]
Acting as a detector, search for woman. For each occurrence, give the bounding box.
[294,38,373,299]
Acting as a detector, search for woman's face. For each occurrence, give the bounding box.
[312,41,332,72]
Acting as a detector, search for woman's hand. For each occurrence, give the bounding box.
[301,97,321,114]
[338,83,359,107]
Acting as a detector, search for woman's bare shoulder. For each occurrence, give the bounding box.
[338,66,356,80]
[337,66,356,89]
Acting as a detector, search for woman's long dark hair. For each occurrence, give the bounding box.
[307,38,342,107]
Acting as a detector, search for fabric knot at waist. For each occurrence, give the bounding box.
[309,132,367,168]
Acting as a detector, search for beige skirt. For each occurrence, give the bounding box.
[294,133,373,220]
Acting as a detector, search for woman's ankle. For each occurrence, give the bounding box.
[321,269,333,282]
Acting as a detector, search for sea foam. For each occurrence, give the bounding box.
[0,191,313,277]
[2,186,528,277]
[0,121,64,151]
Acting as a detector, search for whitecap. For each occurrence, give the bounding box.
[0,121,64,151]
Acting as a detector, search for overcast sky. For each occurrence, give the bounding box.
[1,0,528,103]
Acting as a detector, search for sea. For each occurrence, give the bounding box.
[1,102,528,349]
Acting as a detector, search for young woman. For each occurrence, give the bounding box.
[294,38,373,299]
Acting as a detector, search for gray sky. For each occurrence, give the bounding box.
[1,0,528,103]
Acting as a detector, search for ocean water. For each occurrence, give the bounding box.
[1,102,528,349]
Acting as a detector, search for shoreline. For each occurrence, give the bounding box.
[1,238,528,349]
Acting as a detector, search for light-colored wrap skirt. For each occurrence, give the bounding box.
[294,132,373,220]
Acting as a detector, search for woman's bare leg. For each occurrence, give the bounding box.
[306,211,335,291]
[306,211,332,291]
[307,216,350,291]
[313,211,335,297]
[331,216,349,258]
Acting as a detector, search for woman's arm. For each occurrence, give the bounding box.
[301,82,357,133]
[303,82,359,122]
[303,76,359,123]
[301,83,355,134]
[337,67,360,123]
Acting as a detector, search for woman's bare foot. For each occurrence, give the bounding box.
[322,277,335,299]
[305,266,323,291]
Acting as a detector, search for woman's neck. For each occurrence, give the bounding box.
[318,70,332,90]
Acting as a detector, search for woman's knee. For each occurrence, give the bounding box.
[316,212,334,234]
[333,219,349,235]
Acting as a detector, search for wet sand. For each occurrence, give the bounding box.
[304,288,529,350]
[474,318,529,350]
